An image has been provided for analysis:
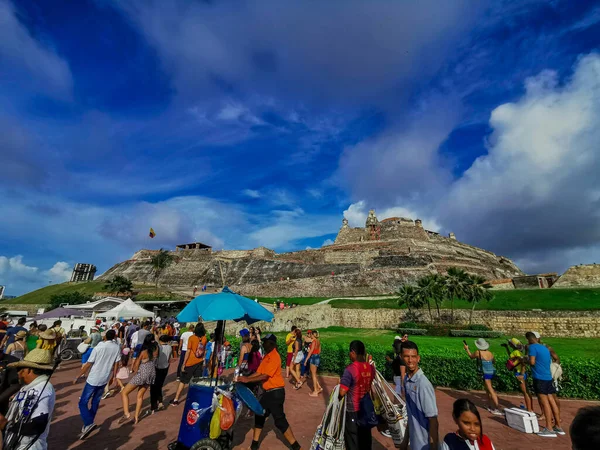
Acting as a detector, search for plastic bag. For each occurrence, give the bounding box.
[209,396,222,439]
[220,394,235,431]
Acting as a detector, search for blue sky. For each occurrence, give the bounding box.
[2,0,600,295]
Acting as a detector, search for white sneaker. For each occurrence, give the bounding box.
[80,423,97,440]
[536,428,557,438]
[380,430,392,438]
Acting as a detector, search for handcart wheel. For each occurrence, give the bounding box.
[190,438,223,450]
[60,348,75,361]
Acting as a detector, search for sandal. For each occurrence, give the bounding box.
[118,415,132,424]
[294,381,304,390]
[309,391,320,397]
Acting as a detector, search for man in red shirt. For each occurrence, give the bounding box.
[237,334,302,450]
[339,340,375,450]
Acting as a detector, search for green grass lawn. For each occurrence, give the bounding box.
[329,287,600,310]
[274,326,600,360]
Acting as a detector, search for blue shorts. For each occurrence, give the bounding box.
[309,354,321,367]
[133,344,142,358]
[483,373,494,380]
[515,372,528,380]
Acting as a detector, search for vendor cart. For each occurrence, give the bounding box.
[168,287,273,450]
[59,337,84,361]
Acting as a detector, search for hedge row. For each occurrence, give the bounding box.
[397,328,428,336]
[228,338,600,400]
[449,330,503,338]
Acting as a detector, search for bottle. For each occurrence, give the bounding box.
[234,367,240,382]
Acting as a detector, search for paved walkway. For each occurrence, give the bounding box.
[47,360,594,449]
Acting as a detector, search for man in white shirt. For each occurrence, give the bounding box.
[1,348,56,450]
[177,325,194,381]
[74,330,121,440]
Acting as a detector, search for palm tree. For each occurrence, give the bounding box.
[151,248,174,289]
[445,267,470,323]
[397,285,423,315]
[104,275,133,295]
[466,275,494,324]
[417,276,436,323]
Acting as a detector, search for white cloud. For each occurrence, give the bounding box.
[242,189,261,199]
[322,239,334,247]
[46,262,72,283]
[0,255,72,296]
[0,0,72,97]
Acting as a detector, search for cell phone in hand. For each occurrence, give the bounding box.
[463,340,468,346]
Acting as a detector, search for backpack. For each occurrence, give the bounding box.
[194,337,206,359]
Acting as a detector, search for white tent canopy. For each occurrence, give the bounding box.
[95,299,155,319]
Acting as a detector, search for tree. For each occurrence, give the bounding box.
[151,248,174,289]
[397,285,424,315]
[49,291,93,310]
[104,275,133,295]
[444,267,470,322]
[417,273,446,322]
[466,274,494,324]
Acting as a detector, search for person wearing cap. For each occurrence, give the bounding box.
[386,334,408,397]
[525,332,563,437]
[74,329,121,440]
[0,348,56,450]
[1,318,27,351]
[237,334,302,450]
[463,338,502,416]
[5,331,28,361]
[500,337,533,412]
[238,329,252,374]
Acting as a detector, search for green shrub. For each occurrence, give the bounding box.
[466,324,491,331]
[397,328,428,336]
[449,330,503,338]
[398,321,421,329]
[235,340,600,400]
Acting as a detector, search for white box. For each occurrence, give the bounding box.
[504,408,540,433]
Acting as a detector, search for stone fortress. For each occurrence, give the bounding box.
[99,209,525,297]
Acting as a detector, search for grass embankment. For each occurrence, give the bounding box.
[329,288,600,310]
[256,297,327,306]
[2,281,175,305]
[273,326,600,360]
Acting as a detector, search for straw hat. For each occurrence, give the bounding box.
[16,330,27,340]
[474,338,490,351]
[8,348,54,370]
[39,330,56,340]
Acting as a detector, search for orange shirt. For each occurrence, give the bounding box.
[185,335,208,367]
[256,348,285,391]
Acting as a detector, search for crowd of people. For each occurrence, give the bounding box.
[0,312,599,450]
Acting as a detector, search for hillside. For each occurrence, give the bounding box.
[0,281,182,305]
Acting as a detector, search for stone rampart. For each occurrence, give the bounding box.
[553,264,600,288]
[242,305,600,338]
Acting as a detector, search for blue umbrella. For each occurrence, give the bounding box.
[176,286,274,324]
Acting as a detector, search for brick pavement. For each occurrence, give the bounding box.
[46,360,595,449]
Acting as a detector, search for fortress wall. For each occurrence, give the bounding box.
[324,250,379,264]
[380,222,430,241]
[334,227,367,245]
[249,305,600,338]
[553,264,600,288]
[215,250,253,259]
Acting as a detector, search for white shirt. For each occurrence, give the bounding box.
[441,438,496,450]
[5,375,55,450]
[131,330,140,349]
[180,331,193,351]
[87,340,121,386]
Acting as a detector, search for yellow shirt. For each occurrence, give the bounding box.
[510,349,526,374]
[285,333,295,353]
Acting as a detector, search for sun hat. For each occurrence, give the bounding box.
[394,336,402,341]
[532,331,541,339]
[8,348,54,370]
[509,338,522,348]
[39,330,56,340]
[16,330,27,339]
[474,338,490,351]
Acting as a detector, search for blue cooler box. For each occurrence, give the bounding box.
[177,383,217,448]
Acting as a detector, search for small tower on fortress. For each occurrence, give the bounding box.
[341,217,349,229]
[365,209,381,240]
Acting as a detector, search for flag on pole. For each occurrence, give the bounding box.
[149,228,156,238]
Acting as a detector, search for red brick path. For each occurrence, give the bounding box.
[47,360,595,449]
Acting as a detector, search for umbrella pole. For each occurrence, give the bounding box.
[210,319,225,386]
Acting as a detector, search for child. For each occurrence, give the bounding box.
[103,348,131,399]
[442,398,496,450]
[501,338,534,412]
